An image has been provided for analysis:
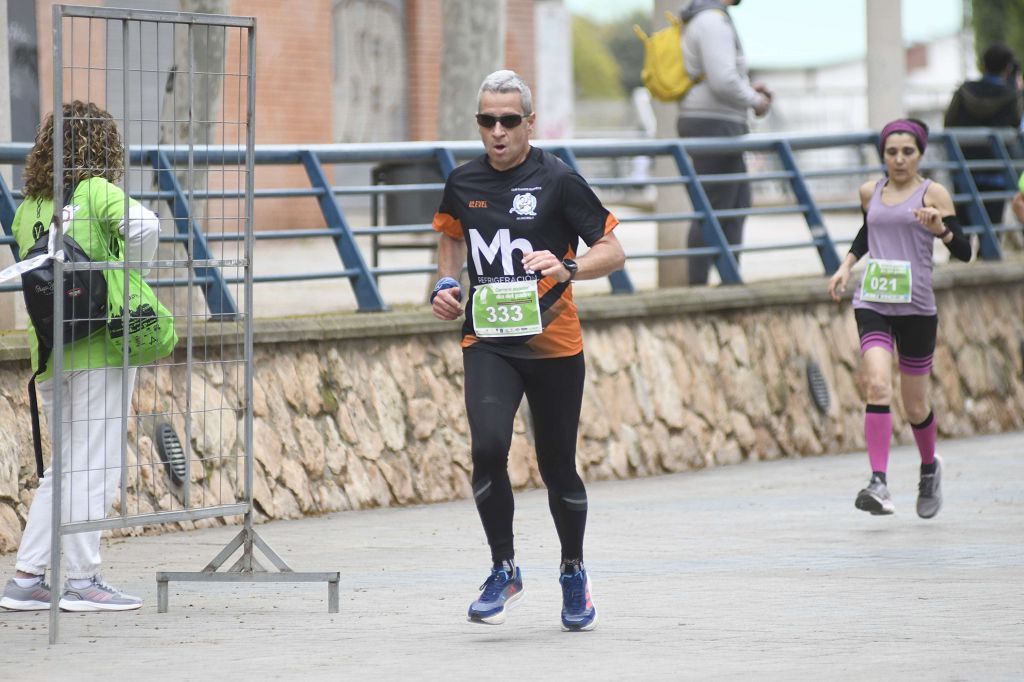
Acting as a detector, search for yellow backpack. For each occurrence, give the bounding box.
[634,11,709,102]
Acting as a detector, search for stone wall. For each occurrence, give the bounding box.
[1,263,1022,552]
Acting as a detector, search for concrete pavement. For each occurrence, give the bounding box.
[1,431,1022,681]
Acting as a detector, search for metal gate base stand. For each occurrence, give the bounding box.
[156,528,340,613]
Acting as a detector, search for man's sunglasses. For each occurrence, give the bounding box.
[475,113,526,129]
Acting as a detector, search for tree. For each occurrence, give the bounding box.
[155,0,228,312]
[572,15,625,100]
[158,0,227,153]
[604,10,651,94]
[972,0,1024,67]
[437,0,505,140]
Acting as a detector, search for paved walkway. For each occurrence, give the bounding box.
[2,432,1023,680]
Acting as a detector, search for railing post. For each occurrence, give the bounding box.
[987,131,1021,210]
[775,140,841,274]
[152,150,240,318]
[434,147,457,179]
[0,174,18,261]
[942,135,1003,260]
[552,146,635,294]
[300,150,387,312]
[670,143,742,284]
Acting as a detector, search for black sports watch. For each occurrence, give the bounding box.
[562,258,578,281]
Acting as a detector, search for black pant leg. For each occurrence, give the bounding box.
[521,353,588,562]
[678,117,750,285]
[463,348,525,565]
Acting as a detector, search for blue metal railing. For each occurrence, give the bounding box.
[1,128,1021,314]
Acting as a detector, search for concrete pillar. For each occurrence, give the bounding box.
[437,0,505,140]
[866,0,905,129]
[533,0,573,140]
[0,0,15,330]
[652,0,689,287]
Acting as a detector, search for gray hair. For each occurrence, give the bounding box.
[477,70,533,116]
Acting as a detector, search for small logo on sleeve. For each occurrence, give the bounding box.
[469,200,488,208]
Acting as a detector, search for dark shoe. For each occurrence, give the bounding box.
[855,476,895,515]
[916,455,943,519]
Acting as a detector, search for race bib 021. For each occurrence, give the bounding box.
[860,258,912,303]
[471,280,543,337]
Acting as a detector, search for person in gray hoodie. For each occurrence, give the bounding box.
[678,0,771,285]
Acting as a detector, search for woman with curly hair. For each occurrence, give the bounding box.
[0,101,159,612]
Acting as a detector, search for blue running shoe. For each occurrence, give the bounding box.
[467,564,523,625]
[560,568,597,631]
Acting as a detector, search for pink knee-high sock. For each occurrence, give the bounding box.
[911,411,937,465]
[865,405,892,473]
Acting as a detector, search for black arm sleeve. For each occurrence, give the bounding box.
[941,215,972,262]
[848,210,868,260]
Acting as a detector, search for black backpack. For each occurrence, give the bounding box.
[20,220,108,478]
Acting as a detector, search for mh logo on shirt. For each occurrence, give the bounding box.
[469,228,533,275]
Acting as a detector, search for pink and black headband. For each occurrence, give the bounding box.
[879,119,928,154]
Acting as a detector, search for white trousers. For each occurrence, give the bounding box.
[15,367,137,580]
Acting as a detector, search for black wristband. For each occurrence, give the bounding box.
[430,276,461,303]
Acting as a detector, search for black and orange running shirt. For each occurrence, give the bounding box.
[432,147,619,359]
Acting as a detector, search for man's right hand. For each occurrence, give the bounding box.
[432,286,464,320]
[753,82,772,117]
[753,94,771,117]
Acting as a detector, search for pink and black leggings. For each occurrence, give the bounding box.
[854,309,937,376]
[855,309,939,474]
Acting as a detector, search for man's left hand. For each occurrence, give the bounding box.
[522,250,571,283]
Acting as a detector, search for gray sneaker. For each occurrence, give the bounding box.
[917,455,943,519]
[58,576,142,612]
[855,476,895,515]
[0,577,52,611]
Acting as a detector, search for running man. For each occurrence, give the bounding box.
[828,118,971,518]
[430,70,625,631]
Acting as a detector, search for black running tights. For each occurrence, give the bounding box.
[463,347,588,566]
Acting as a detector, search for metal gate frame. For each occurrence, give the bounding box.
[47,5,337,644]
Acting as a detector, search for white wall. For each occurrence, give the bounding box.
[753,29,975,137]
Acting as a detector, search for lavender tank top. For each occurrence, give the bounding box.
[853,178,937,316]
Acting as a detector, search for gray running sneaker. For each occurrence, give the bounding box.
[916,455,943,519]
[0,577,52,611]
[855,476,895,515]
[58,576,142,612]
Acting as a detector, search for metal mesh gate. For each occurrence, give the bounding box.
[44,5,336,643]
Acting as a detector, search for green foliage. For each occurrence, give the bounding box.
[604,10,652,93]
[972,0,1024,69]
[1009,3,1024,66]
[572,15,626,99]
